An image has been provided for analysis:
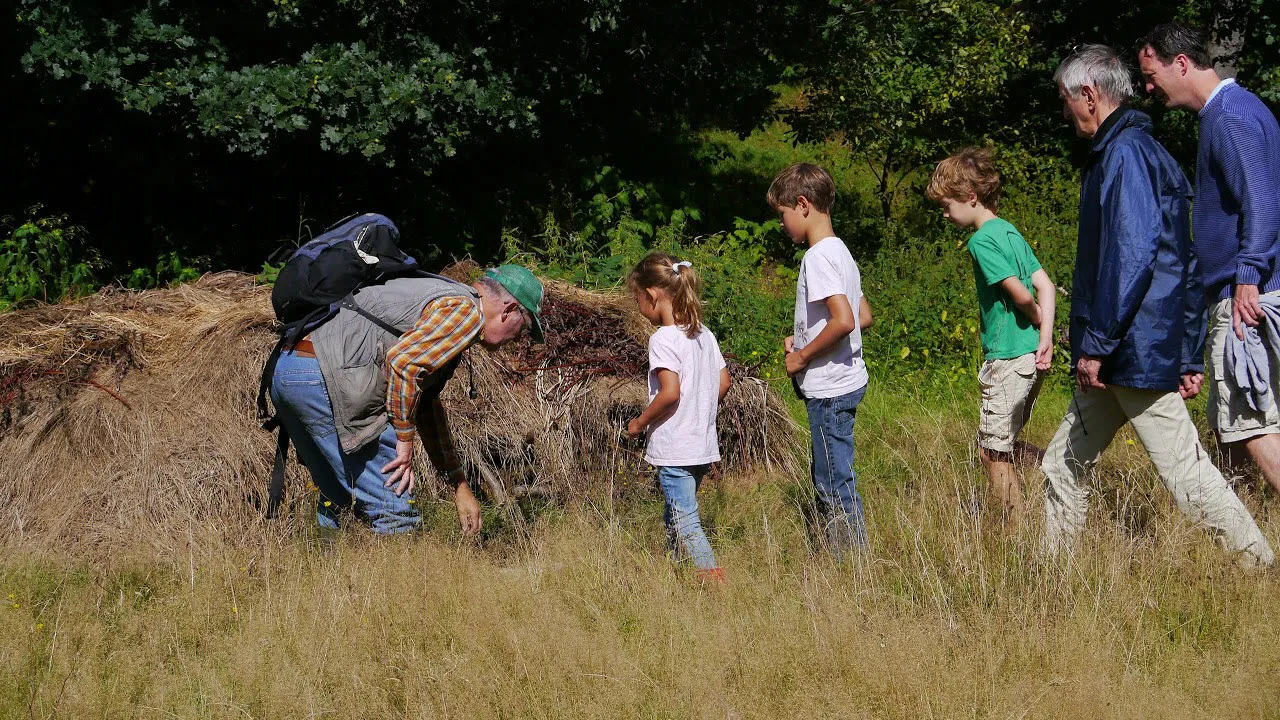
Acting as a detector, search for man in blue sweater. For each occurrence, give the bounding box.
[1138,23,1280,495]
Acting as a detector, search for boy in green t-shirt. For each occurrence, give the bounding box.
[927,147,1056,528]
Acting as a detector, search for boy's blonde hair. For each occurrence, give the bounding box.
[627,251,704,339]
[767,163,836,213]
[926,147,1001,212]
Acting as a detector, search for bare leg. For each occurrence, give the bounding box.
[1011,440,1045,468]
[1241,433,1280,496]
[980,447,1024,529]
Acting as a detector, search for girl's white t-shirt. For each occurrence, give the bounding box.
[644,324,726,467]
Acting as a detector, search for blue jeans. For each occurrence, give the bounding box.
[805,385,869,552]
[269,351,420,534]
[657,465,718,570]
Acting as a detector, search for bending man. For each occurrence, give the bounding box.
[270,265,544,535]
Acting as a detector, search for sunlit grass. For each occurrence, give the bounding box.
[3,384,1278,718]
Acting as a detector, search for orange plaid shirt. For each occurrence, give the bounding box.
[386,296,483,479]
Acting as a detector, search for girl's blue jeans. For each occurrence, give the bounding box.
[805,385,869,553]
[269,351,421,534]
[657,465,719,570]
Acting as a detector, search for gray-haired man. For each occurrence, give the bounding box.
[1042,44,1272,565]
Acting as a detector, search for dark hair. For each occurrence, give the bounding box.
[766,163,836,213]
[627,251,704,339]
[926,147,1001,212]
[1136,23,1212,70]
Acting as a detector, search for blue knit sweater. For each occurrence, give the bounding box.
[1195,81,1280,300]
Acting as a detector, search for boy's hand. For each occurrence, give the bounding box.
[784,335,795,354]
[1035,339,1053,371]
[785,350,808,377]
[626,418,644,439]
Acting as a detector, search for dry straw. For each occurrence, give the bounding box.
[0,266,798,560]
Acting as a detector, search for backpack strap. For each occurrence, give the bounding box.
[257,305,331,520]
[337,295,405,337]
[257,335,288,422]
[265,423,290,518]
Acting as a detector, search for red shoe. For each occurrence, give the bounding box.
[695,568,727,585]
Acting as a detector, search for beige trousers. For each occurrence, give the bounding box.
[1041,385,1274,565]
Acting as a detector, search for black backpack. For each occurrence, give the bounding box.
[257,213,429,517]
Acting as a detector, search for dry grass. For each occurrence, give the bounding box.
[1,277,1278,717]
[3,386,1280,718]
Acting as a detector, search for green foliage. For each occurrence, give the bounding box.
[0,211,100,310]
[11,0,1280,390]
[505,167,795,380]
[513,123,1088,391]
[16,0,783,173]
[123,252,206,290]
[257,261,284,286]
[18,2,532,168]
[789,0,1034,220]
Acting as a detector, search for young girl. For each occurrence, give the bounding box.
[625,252,732,583]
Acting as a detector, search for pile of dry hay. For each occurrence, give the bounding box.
[0,267,799,559]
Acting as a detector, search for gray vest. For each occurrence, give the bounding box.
[311,276,480,452]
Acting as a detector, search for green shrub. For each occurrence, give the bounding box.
[0,211,101,311]
[503,167,796,380]
[123,251,206,290]
[509,149,1084,395]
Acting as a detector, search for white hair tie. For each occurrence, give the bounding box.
[672,261,692,275]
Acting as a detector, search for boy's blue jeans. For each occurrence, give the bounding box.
[657,465,718,570]
[805,385,869,553]
[269,351,421,534]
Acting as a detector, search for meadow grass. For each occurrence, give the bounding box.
[3,382,1280,719]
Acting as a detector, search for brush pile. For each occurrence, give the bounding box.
[0,267,799,558]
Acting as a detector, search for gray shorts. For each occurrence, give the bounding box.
[1207,291,1280,444]
[977,352,1044,453]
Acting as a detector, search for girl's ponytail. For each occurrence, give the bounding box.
[627,252,705,339]
[669,262,704,339]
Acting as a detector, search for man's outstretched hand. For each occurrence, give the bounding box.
[454,483,482,536]
[382,440,416,496]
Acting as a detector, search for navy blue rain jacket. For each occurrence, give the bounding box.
[1070,108,1207,391]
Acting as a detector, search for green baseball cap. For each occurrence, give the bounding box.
[484,265,545,342]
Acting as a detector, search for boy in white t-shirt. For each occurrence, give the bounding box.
[769,163,875,555]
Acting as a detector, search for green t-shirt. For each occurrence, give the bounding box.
[967,217,1042,361]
